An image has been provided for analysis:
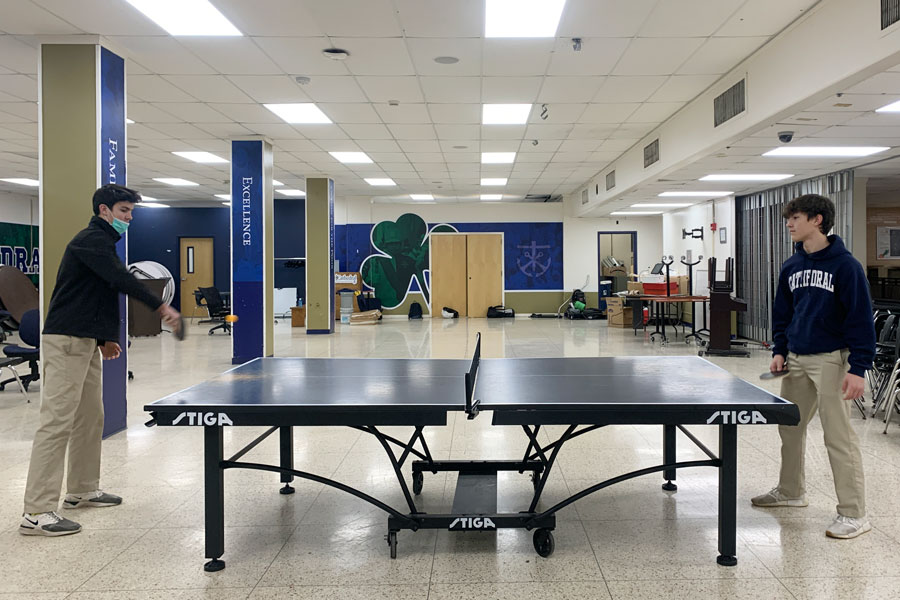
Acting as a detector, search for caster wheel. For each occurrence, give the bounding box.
[697,351,704,357]
[412,471,423,495]
[533,528,555,558]
[128,371,134,380]
[386,531,398,559]
[208,331,214,336]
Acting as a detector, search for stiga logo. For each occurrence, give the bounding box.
[706,410,767,425]
[448,517,496,530]
[171,412,234,426]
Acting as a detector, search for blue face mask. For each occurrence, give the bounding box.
[111,218,129,234]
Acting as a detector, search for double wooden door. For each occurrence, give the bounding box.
[431,233,503,318]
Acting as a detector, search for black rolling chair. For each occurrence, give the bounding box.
[198,287,231,335]
[1,308,40,391]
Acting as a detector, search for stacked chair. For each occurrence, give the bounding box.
[868,306,900,433]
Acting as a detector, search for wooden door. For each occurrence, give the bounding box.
[180,237,214,314]
[466,234,503,317]
[430,234,468,317]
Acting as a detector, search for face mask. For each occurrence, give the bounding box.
[111,218,129,234]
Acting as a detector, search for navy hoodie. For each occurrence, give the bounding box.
[772,235,874,377]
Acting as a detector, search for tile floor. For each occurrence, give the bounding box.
[1,317,899,599]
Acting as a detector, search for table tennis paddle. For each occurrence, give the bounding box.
[759,370,789,380]
[173,316,186,341]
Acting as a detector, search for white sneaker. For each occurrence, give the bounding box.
[750,486,809,507]
[63,490,122,509]
[19,511,82,536]
[826,514,872,539]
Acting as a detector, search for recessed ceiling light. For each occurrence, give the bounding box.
[330,151,373,164]
[365,178,396,186]
[610,211,663,215]
[272,179,284,186]
[214,194,231,200]
[173,151,228,164]
[410,194,434,200]
[485,0,567,38]
[482,152,516,164]
[153,178,198,186]
[699,174,794,181]
[481,178,508,186]
[264,103,332,124]
[480,194,503,200]
[277,189,306,197]
[434,56,459,64]
[141,196,158,202]
[483,104,531,125]
[876,100,900,112]
[124,0,242,36]
[631,203,693,208]
[322,48,350,60]
[221,202,231,206]
[140,202,170,208]
[763,146,889,157]
[126,118,135,124]
[0,178,39,187]
[658,191,732,198]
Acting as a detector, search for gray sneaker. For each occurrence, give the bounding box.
[19,511,82,536]
[750,486,809,507]
[826,514,872,539]
[63,490,122,509]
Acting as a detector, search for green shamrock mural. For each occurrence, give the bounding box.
[360,213,457,309]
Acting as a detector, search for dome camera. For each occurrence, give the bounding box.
[778,131,794,143]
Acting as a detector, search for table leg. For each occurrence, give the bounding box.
[204,425,226,572]
[279,426,295,494]
[662,424,677,491]
[717,424,738,566]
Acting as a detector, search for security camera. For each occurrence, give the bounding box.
[778,131,794,143]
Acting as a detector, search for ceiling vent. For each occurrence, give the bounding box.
[605,170,616,191]
[884,0,900,29]
[643,139,659,168]
[525,194,562,203]
[714,79,746,127]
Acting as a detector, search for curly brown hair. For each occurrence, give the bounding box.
[781,194,834,235]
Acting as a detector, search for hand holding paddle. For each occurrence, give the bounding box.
[158,304,185,340]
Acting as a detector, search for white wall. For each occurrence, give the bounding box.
[0,191,38,225]
[661,197,736,293]
[334,198,562,225]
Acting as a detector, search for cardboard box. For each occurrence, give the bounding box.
[627,281,644,294]
[676,275,691,295]
[602,265,628,277]
[606,297,633,328]
[290,306,306,327]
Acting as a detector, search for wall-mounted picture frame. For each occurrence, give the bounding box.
[719,227,727,244]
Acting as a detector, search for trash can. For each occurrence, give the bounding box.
[598,280,612,312]
[339,289,355,323]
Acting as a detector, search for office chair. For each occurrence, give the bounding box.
[1,308,40,391]
[198,287,231,335]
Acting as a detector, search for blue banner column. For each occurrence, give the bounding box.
[231,138,274,364]
[39,43,129,438]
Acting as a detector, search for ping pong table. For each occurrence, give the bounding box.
[145,334,799,572]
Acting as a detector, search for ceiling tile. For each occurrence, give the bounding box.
[358,140,402,152]
[558,139,603,152]
[677,37,769,76]
[481,77,542,103]
[0,0,81,34]
[648,75,718,102]
[420,77,481,103]
[579,103,639,123]
[207,103,282,123]
[483,39,554,77]
[548,37,630,77]
[357,76,424,103]
[163,75,253,104]
[0,101,36,121]
[626,102,684,123]
[527,103,586,124]
[716,0,817,37]
[524,123,573,139]
[339,123,393,139]
[480,125,526,140]
[296,124,349,139]
[557,0,656,37]
[613,38,705,76]
[155,103,230,123]
[593,76,667,103]
[194,122,254,138]
[227,75,310,104]
[566,124,617,139]
[319,103,381,123]
[374,103,431,123]
[428,104,480,124]
[109,37,217,75]
[537,77,604,103]
[639,0,743,37]
[401,139,441,152]
[435,124,480,139]
[406,38,482,76]
[334,38,415,76]
[127,102,181,123]
[127,75,196,102]
[387,123,437,139]
[0,35,38,74]
[272,139,320,151]
[214,0,323,36]
[179,38,283,75]
[252,37,350,76]
[395,0,484,36]
[301,0,402,37]
[0,74,36,101]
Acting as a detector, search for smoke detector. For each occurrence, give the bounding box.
[322,48,350,60]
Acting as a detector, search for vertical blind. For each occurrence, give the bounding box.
[735,170,854,342]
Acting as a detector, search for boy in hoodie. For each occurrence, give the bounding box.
[751,194,875,539]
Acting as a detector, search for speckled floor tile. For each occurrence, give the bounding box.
[249,584,428,599]
[605,578,794,599]
[67,590,253,600]
[428,581,612,599]
[779,577,900,599]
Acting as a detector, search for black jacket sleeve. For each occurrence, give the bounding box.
[68,238,163,311]
[771,266,792,358]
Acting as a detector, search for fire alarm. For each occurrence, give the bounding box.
[710,223,718,232]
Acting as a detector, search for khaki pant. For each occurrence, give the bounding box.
[23,335,103,514]
[778,349,866,518]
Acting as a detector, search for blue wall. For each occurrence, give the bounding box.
[273,199,306,302]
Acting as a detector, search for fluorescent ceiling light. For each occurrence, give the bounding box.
[483,104,531,125]
[365,178,396,186]
[876,100,900,112]
[631,203,693,208]
[410,194,433,200]
[329,151,373,164]
[221,202,231,207]
[700,174,793,182]
[154,177,198,186]
[272,180,284,186]
[277,189,306,197]
[481,194,503,200]
[485,0,567,38]
[0,178,39,187]
[140,202,170,208]
[763,146,889,157]
[658,191,732,198]
[126,118,135,124]
[482,152,516,164]
[481,178,508,186]
[610,211,663,215]
[214,194,231,200]
[125,0,242,36]
[173,151,228,164]
[264,103,332,124]
[141,196,159,202]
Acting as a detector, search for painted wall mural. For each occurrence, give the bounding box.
[337,214,563,310]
